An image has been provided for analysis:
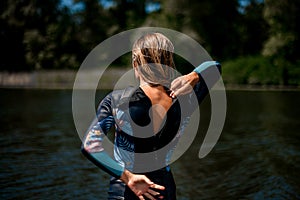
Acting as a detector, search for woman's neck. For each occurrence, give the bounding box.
[139,81,151,88]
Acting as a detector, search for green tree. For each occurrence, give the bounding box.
[145,0,242,60]
[109,0,147,31]
[263,0,300,84]
[237,0,269,55]
[74,0,111,51]
[0,0,78,70]
[0,0,37,71]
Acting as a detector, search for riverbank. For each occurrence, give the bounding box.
[0,69,128,90]
[1,70,299,91]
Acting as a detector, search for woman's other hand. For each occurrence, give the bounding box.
[170,72,199,98]
[121,170,165,200]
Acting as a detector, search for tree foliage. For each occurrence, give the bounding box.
[262,0,300,84]
[0,0,299,85]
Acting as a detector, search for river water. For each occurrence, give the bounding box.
[1,89,300,199]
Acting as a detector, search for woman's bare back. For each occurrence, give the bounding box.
[140,85,173,134]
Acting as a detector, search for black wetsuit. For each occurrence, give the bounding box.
[81,61,221,199]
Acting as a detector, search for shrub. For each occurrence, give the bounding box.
[222,55,281,85]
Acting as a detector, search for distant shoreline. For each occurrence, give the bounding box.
[1,70,299,91]
[223,84,300,91]
[0,69,129,90]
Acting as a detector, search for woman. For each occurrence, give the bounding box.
[81,33,221,200]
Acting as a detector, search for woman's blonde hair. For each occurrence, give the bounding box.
[132,33,176,87]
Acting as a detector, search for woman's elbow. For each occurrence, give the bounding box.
[81,141,104,153]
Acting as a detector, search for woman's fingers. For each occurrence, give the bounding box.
[170,72,199,97]
[170,77,185,91]
[171,83,193,97]
[138,195,145,200]
[170,75,194,97]
[137,186,164,200]
[170,80,187,98]
[127,173,165,199]
[143,176,154,185]
[150,183,165,190]
[143,192,156,200]
[148,188,160,196]
[170,77,182,91]
[143,190,164,200]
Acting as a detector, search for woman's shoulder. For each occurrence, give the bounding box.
[109,86,140,106]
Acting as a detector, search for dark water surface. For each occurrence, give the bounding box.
[1,89,300,199]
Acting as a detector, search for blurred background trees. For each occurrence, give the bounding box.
[0,0,299,85]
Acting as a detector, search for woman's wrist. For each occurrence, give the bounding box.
[188,71,200,87]
[120,169,132,184]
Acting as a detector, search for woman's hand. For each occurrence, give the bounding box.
[170,72,199,98]
[121,170,165,200]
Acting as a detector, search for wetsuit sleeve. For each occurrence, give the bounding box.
[192,61,222,104]
[81,93,124,178]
